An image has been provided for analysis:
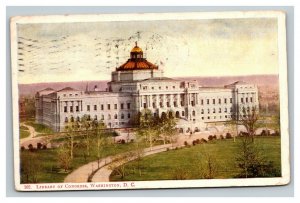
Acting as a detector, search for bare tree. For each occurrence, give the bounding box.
[64,121,80,159]
[231,106,259,142]
[80,115,92,157]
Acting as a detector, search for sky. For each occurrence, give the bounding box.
[16,18,279,84]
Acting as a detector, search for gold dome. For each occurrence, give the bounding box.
[131,42,143,53]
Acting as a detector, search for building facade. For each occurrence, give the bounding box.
[35,43,259,133]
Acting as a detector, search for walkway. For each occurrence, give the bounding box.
[64,144,177,183]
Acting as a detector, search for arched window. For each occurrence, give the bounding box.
[213,108,216,113]
[76,116,80,122]
[201,109,204,114]
[219,108,222,113]
[70,116,74,122]
[65,117,68,123]
[108,114,111,120]
[127,113,131,119]
[192,110,195,116]
[224,108,227,113]
[121,113,124,119]
[114,114,118,119]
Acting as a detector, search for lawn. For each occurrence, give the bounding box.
[110,136,281,181]
[25,121,53,134]
[20,135,140,183]
[20,129,30,139]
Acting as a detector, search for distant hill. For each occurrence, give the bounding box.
[18,74,278,97]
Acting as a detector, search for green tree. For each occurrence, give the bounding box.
[20,151,42,183]
[136,109,159,150]
[57,144,72,172]
[157,110,178,145]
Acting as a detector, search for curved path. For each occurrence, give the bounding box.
[64,144,178,183]
[91,144,177,182]
[20,123,43,148]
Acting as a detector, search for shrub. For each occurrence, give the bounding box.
[184,141,188,146]
[37,143,43,150]
[220,135,224,139]
[28,144,33,150]
[42,145,47,150]
[208,135,214,141]
[213,135,217,139]
[201,138,207,143]
[20,146,25,151]
[166,148,170,151]
[121,139,126,144]
[226,133,232,139]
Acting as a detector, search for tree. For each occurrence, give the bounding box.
[157,110,178,145]
[91,119,108,169]
[231,106,259,142]
[196,152,219,179]
[80,115,92,157]
[135,109,159,150]
[64,120,80,159]
[235,136,279,178]
[57,144,72,172]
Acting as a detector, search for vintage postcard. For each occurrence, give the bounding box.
[10,11,289,191]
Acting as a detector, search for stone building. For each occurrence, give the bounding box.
[35,43,259,133]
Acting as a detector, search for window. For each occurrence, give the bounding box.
[207,99,210,105]
[101,104,104,110]
[108,114,111,120]
[182,111,185,116]
[87,105,90,111]
[167,102,170,107]
[224,108,227,113]
[213,108,216,113]
[201,109,204,114]
[250,97,253,102]
[120,103,124,109]
[246,97,248,103]
[128,113,131,119]
[160,102,163,108]
[192,111,195,116]
[219,98,221,104]
[143,103,147,108]
[114,114,118,119]
[201,99,204,105]
[159,86,161,90]
[219,108,221,113]
[63,94,66,97]
[114,104,117,109]
[152,87,154,90]
[101,115,104,120]
[202,117,204,120]
[127,103,131,109]
[65,117,68,123]
[230,98,233,103]
[69,94,72,96]
[213,99,215,104]
[191,101,195,106]
[121,113,124,119]
[107,104,110,110]
[153,102,156,108]
[173,86,175,89]
[166,86,168,89]
[76,116,80,122]
[181,101,184,106]
[207,116,210,120]
[174,101,177,107]
[94,105,97,111]
[207,109,210,114]
[241,98,244,103]
[70,106,73,112]
[224,98,227,104]
[76,106,79,112]
[64,106,67,113]
[94,115,97,120]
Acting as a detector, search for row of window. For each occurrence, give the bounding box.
[63,103,131,113]
[142,85,177,91]
[64,113,131,123]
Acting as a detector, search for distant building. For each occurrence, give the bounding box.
[35,43,259,132]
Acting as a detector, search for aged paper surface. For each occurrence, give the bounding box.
[10,11,289,191]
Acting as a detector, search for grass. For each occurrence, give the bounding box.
[25,121,53,134]
[110,136,281,181]
[20,129,30,139]
[20,126,29,131]
[20,135,139,183]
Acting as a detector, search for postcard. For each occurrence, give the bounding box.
[10,11,290,191]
